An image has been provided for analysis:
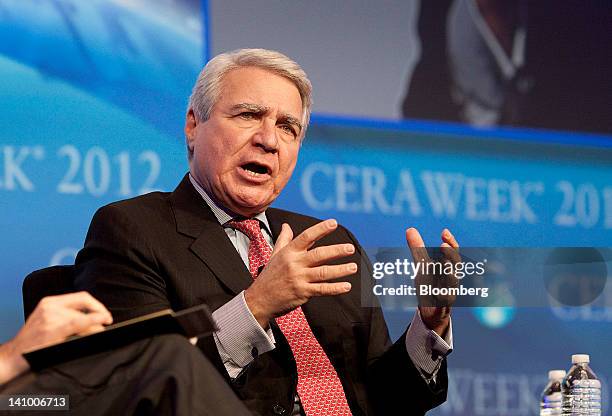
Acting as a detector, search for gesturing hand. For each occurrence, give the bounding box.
[0,292,113,384]
[406,227,460,337]
[245,219,356,328]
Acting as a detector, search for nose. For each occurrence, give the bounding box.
[252,119,279,153]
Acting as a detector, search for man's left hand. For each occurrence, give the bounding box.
[406,228,460,337]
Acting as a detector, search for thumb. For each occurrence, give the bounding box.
[273,223,294,254]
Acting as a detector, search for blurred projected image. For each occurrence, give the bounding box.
[0,0,202,136]
[401,0,612,134]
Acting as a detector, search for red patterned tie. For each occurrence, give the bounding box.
[228,219,352,416]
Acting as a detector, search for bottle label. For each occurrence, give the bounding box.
[563,379,601,413]
[541,392,562,415]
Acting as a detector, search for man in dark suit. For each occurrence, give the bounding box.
[75,48,457,415]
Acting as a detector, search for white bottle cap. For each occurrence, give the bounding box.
[548,370,566,380]
[571,354,590,364]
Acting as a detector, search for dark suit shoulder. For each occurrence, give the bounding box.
[90,191,173,227]
[99,191,171,215]
[83,191,177,251]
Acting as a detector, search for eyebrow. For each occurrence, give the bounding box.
[231,102,303,134]
[231,103,269,114]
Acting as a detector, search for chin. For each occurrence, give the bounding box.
[232,194,272,216]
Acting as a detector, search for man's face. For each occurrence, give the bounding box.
[185,67,303,217]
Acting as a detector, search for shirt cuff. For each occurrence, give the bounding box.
[405,309,453,382]
[212,291,276,378]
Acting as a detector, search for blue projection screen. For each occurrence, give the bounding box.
[0,0,203,336]
[0,1,610,415]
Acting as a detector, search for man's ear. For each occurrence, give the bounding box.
[185,109,197,154]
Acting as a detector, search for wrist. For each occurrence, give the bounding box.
[429,317,450,338]
[419,306,451,337]
[0,341,29,385]
[244,288,270,330]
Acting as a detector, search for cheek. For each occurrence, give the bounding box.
[277,147,299,185]
[196,140,233,174]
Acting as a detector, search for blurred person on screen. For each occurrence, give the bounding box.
[74,48,459,416]
[401,0,612,134]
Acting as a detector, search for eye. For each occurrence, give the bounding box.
[279,123,297,137]
[238,112,256,120]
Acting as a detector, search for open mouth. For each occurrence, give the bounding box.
[240,162,271,176]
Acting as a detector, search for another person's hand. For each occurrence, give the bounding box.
[0,292,112,384]
[245,219,356,328]
[406,228,460,337]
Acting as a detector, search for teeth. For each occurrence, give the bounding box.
[242,167,263,176]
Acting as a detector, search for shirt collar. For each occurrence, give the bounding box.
[188,173,272,234]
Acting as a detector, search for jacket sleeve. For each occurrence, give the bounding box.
[73,203,171,323]
[72,203,244,385]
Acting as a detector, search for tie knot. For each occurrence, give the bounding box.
[227,218,263,241]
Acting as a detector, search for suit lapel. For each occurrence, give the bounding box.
[170,175,253,295]
[169,182,346,324]
[266,208,310,242]
[266,209,284,243]
[266,208,342,329]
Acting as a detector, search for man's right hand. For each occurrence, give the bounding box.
[244,219,356,328]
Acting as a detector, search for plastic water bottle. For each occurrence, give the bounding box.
[541,370,566,415]
[562,354,601,415]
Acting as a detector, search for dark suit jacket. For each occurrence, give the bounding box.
[74,174,447,416]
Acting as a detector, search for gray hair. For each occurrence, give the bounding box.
[187,48,312,137]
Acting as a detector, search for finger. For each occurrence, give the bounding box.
[75,324,106,336]
[292,219,338,251]
[406,227,430,263]
[31,312,108,350]
[14,305,107,353]
[52,292,113,323]
[305,243,355,266]
[440,243,461,265]
[308,263,358,282]
[442,228,459,248]
[273,223,294,254]
[308,281,352,297]
[32,294,112,327]
[61,310,112,337]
